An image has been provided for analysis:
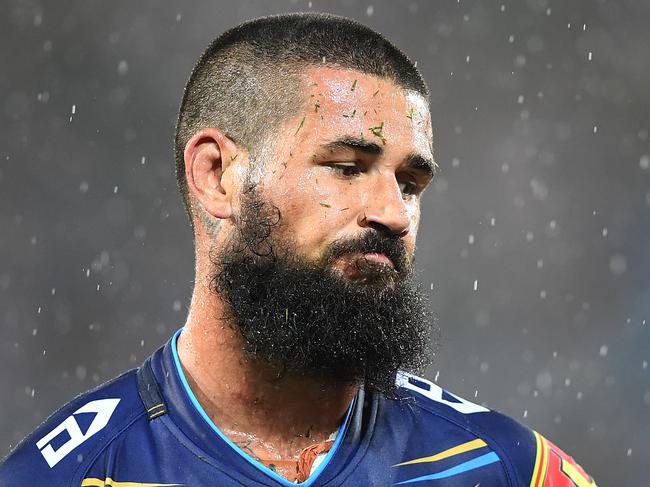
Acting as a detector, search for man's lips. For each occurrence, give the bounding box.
[361,252,395,268]
[337,252,395,279]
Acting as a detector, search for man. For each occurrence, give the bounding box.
[0,13,596,486]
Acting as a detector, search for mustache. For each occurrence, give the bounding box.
[321,230,413,275]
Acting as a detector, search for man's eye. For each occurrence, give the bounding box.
[398,180,419,196]
[327,163,361,177]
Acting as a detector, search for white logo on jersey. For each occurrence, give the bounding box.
[36,398,120,468]
[396,372,489,414]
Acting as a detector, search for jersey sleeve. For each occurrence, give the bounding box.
[527,431,597,487]
[395,371,598,487]
[0,371,144,487]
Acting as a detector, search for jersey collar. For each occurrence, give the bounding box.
[149,328,377,486]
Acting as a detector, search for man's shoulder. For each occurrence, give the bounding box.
[0,367,146,487]
[394,371,532,443]
[391,372,597,486]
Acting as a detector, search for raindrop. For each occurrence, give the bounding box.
[602,227,608,237]
[173,300,182,312]
[530,178,548,200]
[141,156,146,165]
[468,234,474,245]
[588,51,593,61]
[508,34,514,43]
[452,157,460,167]
[609,254,627,276]
[599,345,608,357]
[117,60,128,76]
[473,279,478,291]
[75,365,87,381]
[640,154,649,170]
[366,5,374,16]
[434,370,440,381]
[536,371,552,390]
[80,181,89,193]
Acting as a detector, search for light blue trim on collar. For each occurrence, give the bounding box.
[170,328,356,487]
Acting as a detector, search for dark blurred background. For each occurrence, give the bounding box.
[1,0,648,484]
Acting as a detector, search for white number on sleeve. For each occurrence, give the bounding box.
[36,398,120,467]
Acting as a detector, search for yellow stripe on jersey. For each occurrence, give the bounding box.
[530,431,545,487]
[561,461,596,487]
[81,478,183,487]
[393,438,487,466]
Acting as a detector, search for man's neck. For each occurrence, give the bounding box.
[177,288,357,469]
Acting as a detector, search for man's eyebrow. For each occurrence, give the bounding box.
[404,153,438,180]
[321,136,437,178]
[322,137,383,155]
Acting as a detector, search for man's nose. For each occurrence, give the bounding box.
[357,176,410,237]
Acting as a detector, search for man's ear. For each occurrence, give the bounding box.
[184,127,240,221]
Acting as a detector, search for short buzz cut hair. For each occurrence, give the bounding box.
[174,12,429,231]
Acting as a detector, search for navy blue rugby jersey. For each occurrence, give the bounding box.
[0,329,597,486]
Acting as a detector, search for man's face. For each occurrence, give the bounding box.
[243,66,435,275]
[211,67,436,394]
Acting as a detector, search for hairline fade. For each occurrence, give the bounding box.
[174,12,429,233]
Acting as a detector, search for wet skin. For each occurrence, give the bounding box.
[242,66,436,276]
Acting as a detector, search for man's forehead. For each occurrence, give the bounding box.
[299,66,433,154]
[302,65,426,107]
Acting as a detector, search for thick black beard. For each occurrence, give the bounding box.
[210,183,435,396]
